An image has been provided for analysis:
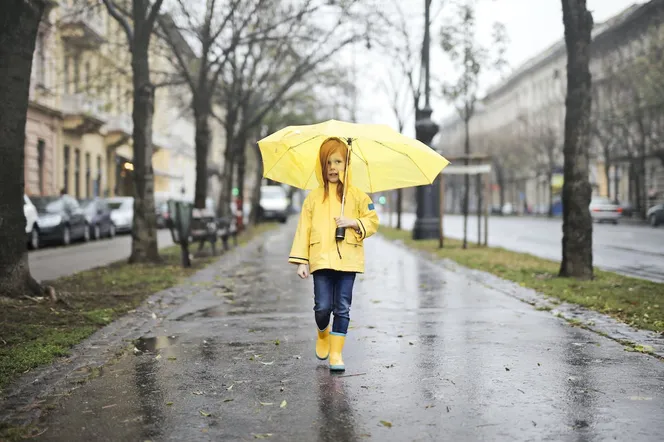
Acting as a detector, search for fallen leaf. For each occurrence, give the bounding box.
[168,357,177,361]
[155,354,162,360]
[166,402,173,406]
[227,384,234,391]
[280,400,287,408]
[425,404,435,409]
[274,340,280,346]
[252,434,273,439]
[224,398,234,403]
[199,410,211,417]
[259,401,274,406]
[380,420,393,428]
[260,361,275,366]
[192,390,204,395]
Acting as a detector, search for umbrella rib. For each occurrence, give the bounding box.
[374,140,434,185]
[352,139,373,193]
[262,135,324,181]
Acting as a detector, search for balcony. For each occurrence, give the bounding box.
[62,93,107,133]
[59,3,105,48]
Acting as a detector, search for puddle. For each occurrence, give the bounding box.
[135,335,179,353]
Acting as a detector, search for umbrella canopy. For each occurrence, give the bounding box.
[257,119,450,193]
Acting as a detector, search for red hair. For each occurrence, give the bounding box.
[319,137,348,202]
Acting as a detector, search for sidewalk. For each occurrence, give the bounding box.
[4,223,664,441]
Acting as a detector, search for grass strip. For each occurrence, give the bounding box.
[0,223,278,394]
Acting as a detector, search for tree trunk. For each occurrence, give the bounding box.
[0,0,46,298]
[194,94,211,209]
[604,159,611,199]
[249,143,263,225]
[547,171,554,217]
[217,137,236,219]
[462,116,471,249]
[559,0,594,280]
[396,189,403,230]
[129,24,160,264]
[236,131,247,208]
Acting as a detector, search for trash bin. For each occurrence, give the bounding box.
[167,199,193,267]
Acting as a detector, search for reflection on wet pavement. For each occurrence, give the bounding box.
[30,224,664,441]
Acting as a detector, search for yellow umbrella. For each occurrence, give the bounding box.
[257,119,450,193]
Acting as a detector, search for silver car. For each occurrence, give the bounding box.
[589,197,621,224]
[107,197,134,233]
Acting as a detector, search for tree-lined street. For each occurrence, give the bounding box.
[10,224,662,441]
[387,213,664,282]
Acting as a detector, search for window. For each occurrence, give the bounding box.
[63,56,70,94]
[74,148,80,198]
[63,145,70,193]
[85,152,91,198]
[73,54,80,93]
[35,32,46,87]
[85,61,91,92]
[96,155,102,197]
[37,139,45,195]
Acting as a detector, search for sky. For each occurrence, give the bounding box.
[348,0,644,137]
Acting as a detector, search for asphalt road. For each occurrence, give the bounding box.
[385,212,664,283]
[28,229,174,282]
[26,223,664,441]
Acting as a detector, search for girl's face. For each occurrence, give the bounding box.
[327,151,345,183]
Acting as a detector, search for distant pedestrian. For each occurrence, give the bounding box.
[288,137,379,372]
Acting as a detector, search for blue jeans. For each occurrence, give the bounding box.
[313,269,356,334]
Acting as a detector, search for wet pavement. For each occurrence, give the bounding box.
[387,212,664,283]
[15,223,664,441]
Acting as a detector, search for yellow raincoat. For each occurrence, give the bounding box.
[288,157,379,273]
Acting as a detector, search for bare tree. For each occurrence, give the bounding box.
[0,0,49,298]
[210,0,375,219]
[559,0,594,279]
[439,0,507,249]
[102,0,165,263]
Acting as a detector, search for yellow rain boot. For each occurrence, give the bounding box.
[328,332,346,372]
[316,325,331,360]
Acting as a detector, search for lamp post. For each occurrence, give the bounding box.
[412,0,441,240]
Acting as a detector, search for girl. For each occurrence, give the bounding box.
[288,137,379,372]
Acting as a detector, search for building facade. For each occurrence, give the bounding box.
[437,0,664,216]
[24,0,212,205]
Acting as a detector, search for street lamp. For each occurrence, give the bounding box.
[412,0,441,240]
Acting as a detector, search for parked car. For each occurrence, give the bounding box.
[647,204,664,227]
[589,196,622,224]
[259,185,289,223]
[156,202,170,229]
[107,197,134,233]
[24,194,39,249]
[32,195,89,245]
[80,198,116,240]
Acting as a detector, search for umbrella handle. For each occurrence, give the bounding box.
[336,138,352,241]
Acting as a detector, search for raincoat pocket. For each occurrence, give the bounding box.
[345,234,363,247]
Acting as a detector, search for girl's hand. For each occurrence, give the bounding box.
[297,264,309,279]
[334,216,358,229]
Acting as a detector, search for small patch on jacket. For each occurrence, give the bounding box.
[368,203,375,210]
